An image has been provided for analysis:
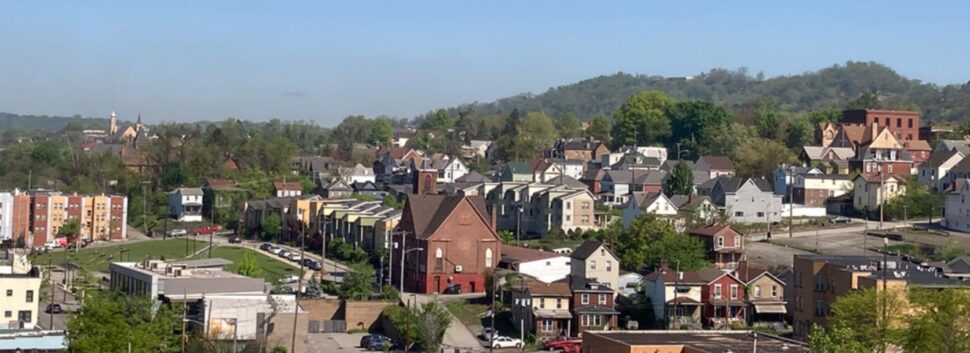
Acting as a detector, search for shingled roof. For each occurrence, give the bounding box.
[399,194,490,239]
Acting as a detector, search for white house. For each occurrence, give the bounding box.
[534,159,584,182]
[943,179,970,233]
[852,174,907,212]
[919,150,964,192]
[499,246,572,283]
[622,192,678,228]
[168,188,203,222]
[340,164,376,184]
[272,182,302,198]
[0,192,13,241]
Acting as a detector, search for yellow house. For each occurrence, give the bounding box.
[853,174,907,212]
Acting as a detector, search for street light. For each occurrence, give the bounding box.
[400,246,423,294]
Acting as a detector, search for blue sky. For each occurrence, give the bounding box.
[1,1,969,126]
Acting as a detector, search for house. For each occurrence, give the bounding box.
[374,147,424,183]
[168,188,203,222]
[499,245,572,283]
[643,264,707,329]
[461,140,491,159]
[904,139,933,167]
[569,241,620,293]
[392,129,416,147]
[771,165,821,197]
[569,276,619,336]
[791,173,854,206]
[791,254,969,340]
[581,169,607,195]
[852,174,907,212]
[918,150,964,191]
[340,164,376,184]
[841,109,921,142]
[600,170,666,206]
[617,271,643,297]
[688,223,745,270]
[530,158,585,182]
[732,262,786,325]
[352,181,385,199]
[510,278,573,341]
[621,192,678,228]
[550,139,611,164]
[390,194,500,294]
[302,156,339,184]
[943,179,970,232]
[273,182,302,198]
[530,188,598,236]
[798,146,856,167]
[816,122,839,147]
[935,139,970,155]
[321,179,353,199]
[202,179,249,224]
[241,197,295,236]
[410,155,468,183]
[0,250,42,329]
[699,268,747,329]
[849,124,913,179]
[708,177,783,224]
[694,156,735,180]
[943,256,970,280]
[669,194,718,226]
[500,162,536,182]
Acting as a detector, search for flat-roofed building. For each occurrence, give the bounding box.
[109,258,265,301]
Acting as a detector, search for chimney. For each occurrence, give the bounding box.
[660,258,669,274]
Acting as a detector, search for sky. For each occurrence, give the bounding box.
[1,1,969,126]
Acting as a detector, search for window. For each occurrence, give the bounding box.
[717,237,724,247]
[581,201,591,210]
[730,285,738,300]
[590,260,597,271]
[26,290,33,303]
[714,284,722,299]
[2,311,8,318]
[754,285,762,298]
[540,299,545,309]
[771,285,778,298]
[598,294,607,305]
[541,320,553,332]
[18,310,30,323]
[896,119,902,128]
[908,119,913,128]
[582,315,602,327]
[814,300,826,317]
[5,290,11,297]
[815,276,826,292]
[581,293,589,305]
[566,202,571,210]
[884,117,890,126]
[484,248,493,268]
[606,261,612,272]
[556,298,562,309]
[734,236,741,247]
[756,212,765,218]
[581,215,590,224]
[734,211,743,217]
[434,248,443,272]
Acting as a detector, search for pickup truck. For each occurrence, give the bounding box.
[194,225,222,236]
[544,338,582,353]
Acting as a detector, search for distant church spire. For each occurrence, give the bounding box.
[109,111,118,135]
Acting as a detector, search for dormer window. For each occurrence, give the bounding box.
[717,237,724,247]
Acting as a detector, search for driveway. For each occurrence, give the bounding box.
[306,332,369,353]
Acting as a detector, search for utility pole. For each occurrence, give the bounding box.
[864,206,869,255]
[489,272,497,353]
[882,237,888,353]
[208,205,216,258]
[879,163,885,230]
[48,256,53,329]
[292,223,305,353]
[181,289,187,353]
[788,166,794,238]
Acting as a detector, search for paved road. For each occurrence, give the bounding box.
[37,269,81,331]
[412,294,485,352]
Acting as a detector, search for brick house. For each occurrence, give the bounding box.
[732,262,786,325]
[689,223,745,270]
[841,109,920,142]
[699,268,747,329]
[791,173,854,206]
[569,276,618,336]
[510,278,573,341]
[391,194,501,294]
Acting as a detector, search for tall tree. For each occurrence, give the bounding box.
[262,213,282,241]
[663,161,694,196]
[502,109,522,136]
[557,112,582,139]
[413,301,453,353]
[420,109,454,132]
[67,291,182,353]
[903,288,970,353]
[664,101,732,147]
[368,118,393,146]
[753,97,782,140]
[340,262,376,300]
[611,91,674,148]
[784,116,814,150]
[618,213,706,271]
[57,218,81,251]
[733,138,794,179]
[586,115,612,144]
[237,250,262,277]
[847,92,880,110]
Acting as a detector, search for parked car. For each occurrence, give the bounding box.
[228,236,242,244]
[268,247,283,255]
[364,335,394,351]
[303,259,321,270]
[829,216,851,224]
[488,336,523,349]
[480,328,498,341]
[278,250,291,258]
[46,304,63,314]
[259,243,273,251]
[280,275,300,284]
[168,228,187,236]
[544,338,582,353]
[360,335,391,349]
[287,253,302,262]
[442,283,462,295]
[194,225,222,236]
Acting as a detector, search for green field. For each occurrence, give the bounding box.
[31,238,207,273]
[191,246,300,283]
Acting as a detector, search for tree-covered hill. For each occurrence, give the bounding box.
[454,61,970,123]
[0,112,110,131]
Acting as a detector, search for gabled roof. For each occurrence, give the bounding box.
[325,179,352,191]
[505,162,533,174]
[582,168,606,182]
[690,223,742,238]
[570,240,616,261]
[545,175,588,189]
[170,187,203,196]
[904,140,932,151]
[455,171,495,183]
[697,156,734,171]
[936,139,970,155]
[605,170,665,184]
[643,269,707,285]
[669,194,711,209]
[945,256,970,274]
[629,192,669,210]
[273,182,301,191]
[399,195,491,240]
[501,246,564,265]
[921,150,964,169]
[853,174,909,184]
[513,277,572,297]
[951,157,970,173]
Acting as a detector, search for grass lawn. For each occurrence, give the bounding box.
[31,238,207,273]
[191,246,300,284]
[445,300,491,328]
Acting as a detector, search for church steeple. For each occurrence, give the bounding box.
[109,111,118,135]
[135,113,143,132]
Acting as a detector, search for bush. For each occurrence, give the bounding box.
[381,285,400,302]
[272,346,287,353]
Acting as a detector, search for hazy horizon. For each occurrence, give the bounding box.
[3,1,970,126]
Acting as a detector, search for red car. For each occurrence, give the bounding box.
[544,338,582,353]
[194,225,222,236]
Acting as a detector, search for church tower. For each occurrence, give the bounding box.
[109,111,118,135]
[135,114,143,132]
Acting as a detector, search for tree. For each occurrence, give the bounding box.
[784,115,813,150]
[67,291,182,353]
[663,161,693,196]
[420,109,454,132]
[903,288,970,353]
[517,112,558,155]
[384,306,419,352]
[340,262,376,300]
[502,109,521,137]
[382,194,404,209]
[368,118,393,146]
[808,323,871,353]
[262,213,282,241]
[847,92,880,110]
[664,100,732,147]
[304,278,323,298]
[827,288,907,352]
[612,91,674,147]
[413,300,452,353]
[496,230,515,244]
[586,115,611,144]
[733,138,794,179]
[753,98,782,140]
[808,107,842,124]
[643,234,708,272]
[617,213,706,271]
[557,112,582,139]
[237,250,262,277]
[58,218,81,251]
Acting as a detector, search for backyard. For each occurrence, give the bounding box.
[31,238,207,273]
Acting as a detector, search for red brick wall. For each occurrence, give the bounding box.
[842,110,920,141]
[793,188,830,206]
[11,195,31,247]
[571,291,614,308]
[31,195,49,247]
[109,196,126,239]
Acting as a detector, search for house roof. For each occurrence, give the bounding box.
[668,194,710,209]
[505,162,533,174]
[922,150,963,169]
[545,175,588,189]
[500,246,563,265]
[605,170,665,184]
[731,261,770,283]
[697,156,734,171]
[714,177,771,193]
[947,154,970,173]
[904,140,932,151]
[690,223,742,238]
[570,240,613,260]
[945,256,970,274]
[205,179,241,190]
[696,267,733,283]
[273,182,301,191]
[853,174,909,184]
[568,275,615,293]
[661,160,693,171]
[455,171,494,183]
[514,277,572,296]
[936,139,970,155]
[170,187,203,196]
[629,192,666,210]
[399,195,490,240]
[643,269,707,285]
[582,168,606,182]
[325,179,352,191]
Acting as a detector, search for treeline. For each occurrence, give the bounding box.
[453,61,970,123]
[0,112,111,132]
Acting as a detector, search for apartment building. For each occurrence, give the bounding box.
[0,250,42,329]
[27,190,127,248]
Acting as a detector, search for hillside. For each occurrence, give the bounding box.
[455,61,970,123]
[0,113,110,131]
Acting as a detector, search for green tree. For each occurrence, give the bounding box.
[496,230,515,244]
[643,234,708,272]
[827,288,907,352]
[368,118,393,146]
[340,262,376,300]
[502,109,522,137]
[304,278,323,298]
[847,92,880,110]
[67,291,182,353]
[612,91,674,147]
[903,288,970,353]
[784,115,814,150]
[262,213,282,241]
[753,97,782,140]
[237,250,262,277]
[557,112,582,139]
[413,300,453,353]
[733,138,794,179]
[384,306,419,352]
[618,213,706,271]
[883,177,944,221]
[420,109,454,132]
[808,323,871,353]
[382,194,404,209]
[586,115,612,144]
[664,100,732,147]
[808,107,842,124]
[57,218,82,250]
[517,112,558,155]
[663,161,694,196]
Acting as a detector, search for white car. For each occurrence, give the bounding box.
[268,247,283,255]
[287,253,302,262]
[168,229,187,236]
[480,328,497,341]
[489,336,522,349]
[280,275,300,284]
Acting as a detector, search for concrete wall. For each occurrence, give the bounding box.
[301,299,394,332]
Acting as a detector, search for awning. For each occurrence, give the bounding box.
[753,303,787,314]
[534,309,573,319]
